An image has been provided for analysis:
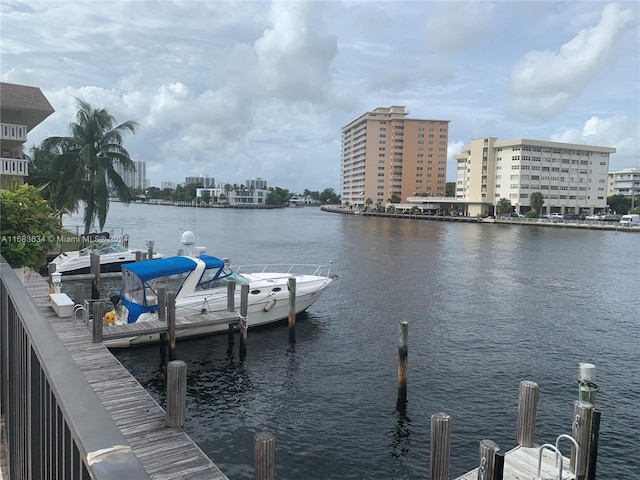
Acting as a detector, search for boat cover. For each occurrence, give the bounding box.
[122,254,224,281]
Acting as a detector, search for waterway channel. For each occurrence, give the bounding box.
[63,202,639,479]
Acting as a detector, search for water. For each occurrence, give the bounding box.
[64,203,640,479]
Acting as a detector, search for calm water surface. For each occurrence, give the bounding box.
[65,203,640,479]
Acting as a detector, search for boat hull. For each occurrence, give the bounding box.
[104,275,333,347]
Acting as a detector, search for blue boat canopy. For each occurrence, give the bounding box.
[122,254,225,282]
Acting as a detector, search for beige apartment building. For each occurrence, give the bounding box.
[341,106,449,207]
[452,137,615,216]
[0,82,55,188]
[607,167,640,198]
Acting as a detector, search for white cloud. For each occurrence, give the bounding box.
[508,3,637,121]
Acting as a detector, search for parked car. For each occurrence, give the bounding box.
[585,214,600,221]
[619,214,640,226]
[602,214,621,222]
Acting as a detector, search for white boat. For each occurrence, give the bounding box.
[288,196,305,207]
[105,249,335,347]
[50,241,164,275]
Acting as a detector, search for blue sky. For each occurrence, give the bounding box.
[2,1,638,193]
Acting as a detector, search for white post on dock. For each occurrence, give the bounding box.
[165,359,187,428]
[429,412,451,480]
[578,363,597,405]
[571,400,593,480]
[254,431,276,480]
[515,380,539,447]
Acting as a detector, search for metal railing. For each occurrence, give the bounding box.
[0,258,149,479]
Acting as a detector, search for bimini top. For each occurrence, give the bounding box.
[122,254,225,281]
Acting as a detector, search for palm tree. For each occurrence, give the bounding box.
[529,192,544,216]
[41,98,138,235]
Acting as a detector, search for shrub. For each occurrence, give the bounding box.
[1,184,61,270]
[525,211,538,218]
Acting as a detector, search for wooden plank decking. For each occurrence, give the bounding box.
[454,445,575,480]
[22,273,229,480]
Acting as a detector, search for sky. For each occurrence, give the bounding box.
[1,1,639,194]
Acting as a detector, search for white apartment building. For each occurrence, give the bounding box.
[0,82,54,188]
[452,138,615,216]
[114,160,149,190]
[196,182,268,205]
[607,167,640,198]
[341,106,449,207]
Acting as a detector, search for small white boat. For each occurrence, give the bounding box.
[287,196,305,207]
[105,248,335,347]
[50,241,164,275]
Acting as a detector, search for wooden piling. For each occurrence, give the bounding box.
[135,251,142,262]
[73,283,84,306]
[91,301,105,343]
[254,431,276,480]
[240,284,248,358]
[157,287,167,323]
[515,380,539,447]
[586,409,601,480]
[90,252,100,299]
[477,439,499,480]
[493,450,505,480]
[288,277,296,341]
[578,363,597,405]
[147,240,155,260]
[165,359,187,428]
[167,291,177,361]
[429,412,451,480]
[397,321,408,403]
[227,280,235,312]
[47,263,56,286]
[571,400,593,480]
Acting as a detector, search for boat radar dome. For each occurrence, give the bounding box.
[181,231,196,246]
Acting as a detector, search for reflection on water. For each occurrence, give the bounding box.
[67,203,640,479]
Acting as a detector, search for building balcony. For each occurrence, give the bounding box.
[1,157,29,176]
[1,123,28,142]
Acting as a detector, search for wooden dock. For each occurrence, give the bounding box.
[22,272,230,480]
[454,445,575,479]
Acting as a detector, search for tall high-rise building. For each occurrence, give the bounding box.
[341,106,449,206]
[246,177,267,190]
[114,160,148,189]
[185,175,215,188]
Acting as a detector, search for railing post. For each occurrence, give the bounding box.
[166,360,187,428]
[515,380,539,447]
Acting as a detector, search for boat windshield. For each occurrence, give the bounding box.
[196,265,249,291]
[79,242,128,256]
[121,269,191,307]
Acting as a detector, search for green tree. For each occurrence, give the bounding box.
[607,194,631,215]
[529,191,544,216]
[265,187,290,206]
[41,98,138,235]
[27,143,84,221]
[446,182,455,197]
[388,194,401,203]
[319,188,340,205]
[1,184,61,270]
[496,198,512,215]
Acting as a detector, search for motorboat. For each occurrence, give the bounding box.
[50,241,164,275]
[287,196,305,207]
[104,248,335,347]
